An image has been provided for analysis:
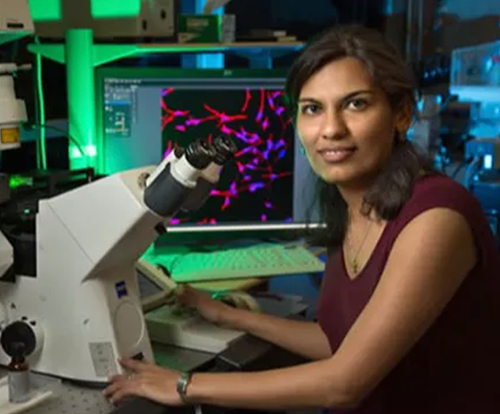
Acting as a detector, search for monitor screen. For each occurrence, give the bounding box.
[96,68,320,232]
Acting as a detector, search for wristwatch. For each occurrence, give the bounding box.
[176,372,193,403]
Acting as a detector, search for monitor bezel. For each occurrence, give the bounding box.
[94,67,322,233]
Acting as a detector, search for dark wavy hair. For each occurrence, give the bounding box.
[285,25,435,248]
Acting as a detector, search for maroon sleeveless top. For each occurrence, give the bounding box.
[317,174,500,414]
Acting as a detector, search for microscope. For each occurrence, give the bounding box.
[0,135,237,384]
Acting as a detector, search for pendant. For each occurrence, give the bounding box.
[351,259,358,274]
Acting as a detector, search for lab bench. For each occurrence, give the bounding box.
[0,296,309,414]
[0,335,304,414]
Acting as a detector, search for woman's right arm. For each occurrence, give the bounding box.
[222,305,331,360]
[176,286,331,361]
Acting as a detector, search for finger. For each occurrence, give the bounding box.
[103,375,135,396]
[166,285,184,300]
[103,380,125,397]
[174,284,188,297]
[109,385,138,405]
[119,358,147,372]
[178,285,208,303]
[175,290,192,306]
[108,374,127,383]
[136,358,154,366]
[165,292,177,303]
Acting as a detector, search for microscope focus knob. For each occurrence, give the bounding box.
[0,320,37,358]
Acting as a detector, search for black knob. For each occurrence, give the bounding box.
[185,139,216,169]
[0,321,36,358]
[212,134,238,165]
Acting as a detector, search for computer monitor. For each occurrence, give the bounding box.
[95,68,320,233]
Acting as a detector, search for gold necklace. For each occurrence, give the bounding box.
[346,219,373,275]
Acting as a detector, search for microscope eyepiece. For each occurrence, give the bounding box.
[212,134,238,165]
[185,139,216,170]
[174,147,185,158]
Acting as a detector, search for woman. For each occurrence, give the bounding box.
[104,25,500,413]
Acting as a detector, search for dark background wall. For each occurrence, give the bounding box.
[2,0,500,123]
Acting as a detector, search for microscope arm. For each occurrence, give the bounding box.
[0,135,236,383]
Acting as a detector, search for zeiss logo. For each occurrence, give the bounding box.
[115,281,128,299]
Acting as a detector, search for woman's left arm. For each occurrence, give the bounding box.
[105,207,476,411]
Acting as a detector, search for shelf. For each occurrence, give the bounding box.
[27,41,304,67]
[450,85,500,103]
[26,28,305,172]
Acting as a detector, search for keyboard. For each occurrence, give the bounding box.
[151,243,325,283]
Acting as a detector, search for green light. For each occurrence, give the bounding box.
[70,145,97,160]
[9,175,33,189]
[86,145,97,157]
[66,30,98,171]
[28,0,62,21]
[70,147,81,159]
[91,0,140,18]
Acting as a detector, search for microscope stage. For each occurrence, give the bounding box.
[145,304,244,354]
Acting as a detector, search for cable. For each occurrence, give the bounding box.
[34,36,47,171]
[31,46,41,170]
[24,122,87,159]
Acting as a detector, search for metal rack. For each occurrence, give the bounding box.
[27,29,304,172]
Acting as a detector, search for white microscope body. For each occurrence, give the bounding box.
[0,136,236,383]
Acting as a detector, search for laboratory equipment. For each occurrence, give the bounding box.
[0,64,31,152]
[0,135,237,384]
[464,138,500,231]
[0,0,34,42]
[449,41,500,244]
[450,40,500,102]
[0,0,33,151]
[465,139,500,171]
[136,259,253,353]
[0,0,33,227]
[145,304,244,354]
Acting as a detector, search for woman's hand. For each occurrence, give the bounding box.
[103,358,182,406]
[175,285,233,325]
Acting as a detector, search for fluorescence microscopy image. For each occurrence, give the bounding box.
[161,87,296,225]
